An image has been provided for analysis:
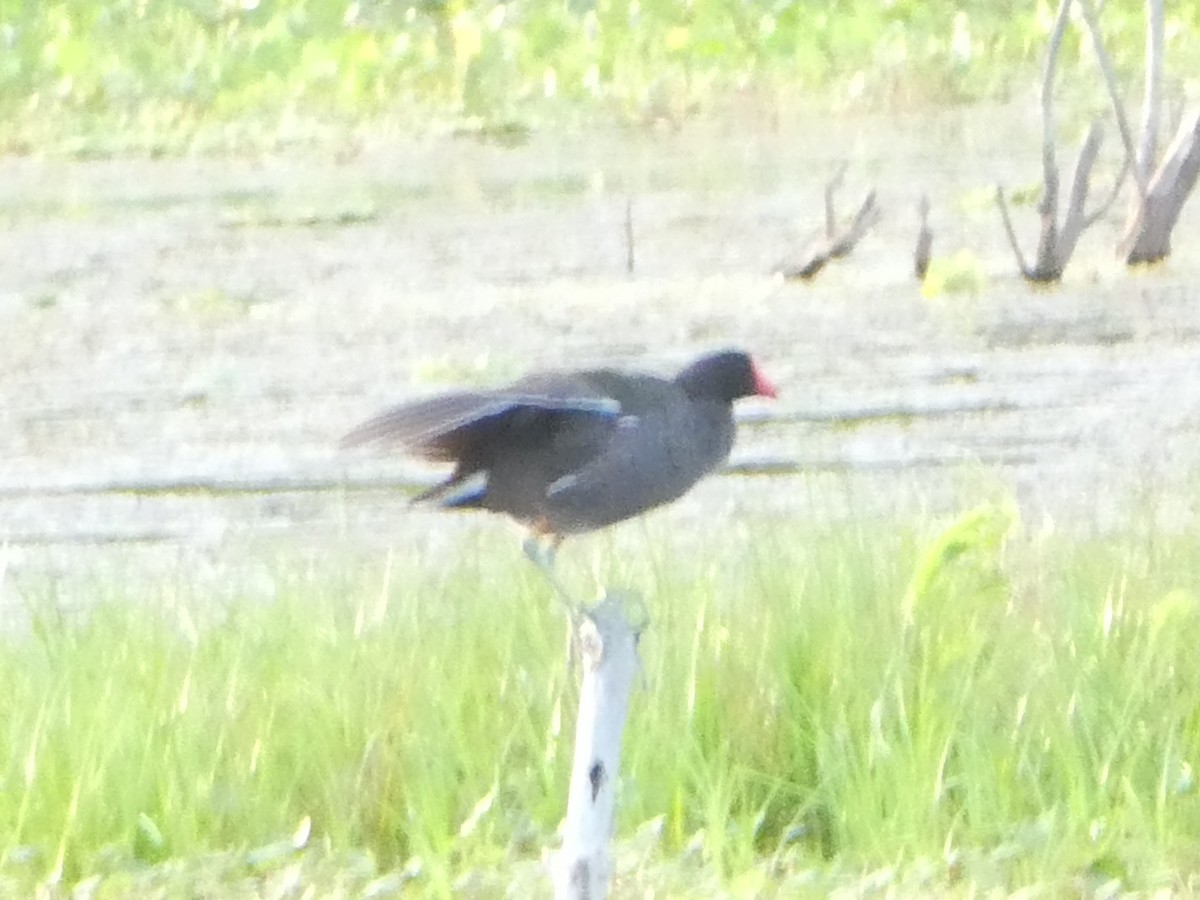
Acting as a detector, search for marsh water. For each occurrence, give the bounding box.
[3,104,1200,598]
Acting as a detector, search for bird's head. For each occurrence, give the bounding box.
[675,350,777,403]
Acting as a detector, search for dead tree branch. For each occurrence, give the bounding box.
[779,165,880,281]
[1056,123,1106,263]
[1137,0,1164,182]
[995,187,1032,277]
[995,0,1116,282]
[1119,107,1200,263]
[1081,0,1200,264]
[1037,0,1073,208]
[1077,0,1147,199]
[824,162,849,236]
[914,194,932,280]
[827,191,881,259]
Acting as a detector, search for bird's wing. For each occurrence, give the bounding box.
[544,401,731,526]
[340,389,621,460]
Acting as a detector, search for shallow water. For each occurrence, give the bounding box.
[2,105,1199,596]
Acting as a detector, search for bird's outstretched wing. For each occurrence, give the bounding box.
[340,390,621,461]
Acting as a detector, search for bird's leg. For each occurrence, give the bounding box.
[521,533,575,611]
[521,534,557,578]
[521,532,582,668]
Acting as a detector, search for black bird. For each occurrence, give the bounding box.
[341,349,777,554]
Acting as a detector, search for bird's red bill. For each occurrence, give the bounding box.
[752,363,778,399]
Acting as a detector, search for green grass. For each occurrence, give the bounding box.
[2,502,1200,896]
[3,0,1198,154]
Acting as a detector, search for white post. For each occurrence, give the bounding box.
[553,591,641,900]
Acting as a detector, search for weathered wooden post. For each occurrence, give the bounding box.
[553,591,642,900]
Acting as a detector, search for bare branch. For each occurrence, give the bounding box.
[1057,123,1105,262]
[1137,0,1164,180]
[778,167,878,281]
[1033,0,1073,273]
[994,186,1032,278]
[1000,0,1155,279]
[1040,0,1074,207]
[823,162,849,237]
[1042,0,1073,118]
[1120,107,1200,263]
[1077,0,1147,198]
[914,194,932,280]
[827,191,880,259]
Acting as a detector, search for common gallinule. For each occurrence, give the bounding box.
[342,349,776,560]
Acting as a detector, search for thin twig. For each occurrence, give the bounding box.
[994,185,1031,277]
